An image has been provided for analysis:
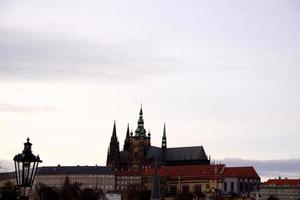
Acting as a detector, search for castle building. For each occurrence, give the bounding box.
[35,166,115,193]
[106,107,210,170]
[260,178,300,200]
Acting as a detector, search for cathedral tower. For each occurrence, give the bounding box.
[128,106,151,168]
[106,121,120,169]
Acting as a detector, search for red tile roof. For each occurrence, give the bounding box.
[143,164,225,180]
[223,167,260,178]
[263,179,300,186]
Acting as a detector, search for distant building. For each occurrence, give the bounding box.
[0,172,15,187]
[106,107,261,199]
[140,164,260,199]
[222,167,260,198]
[143,164,225,198]
[107,107,210,170]
[35,165,115,193]
[115,169,141,191]
[260,178,300,200]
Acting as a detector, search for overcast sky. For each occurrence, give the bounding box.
[0,0,299,178]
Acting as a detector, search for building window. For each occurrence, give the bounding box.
[170,186,177,196]
[182,185,189,194]
[230,182,234,191]
[224,182,227,192]
[195,184,201,194]
[240,182,244,192]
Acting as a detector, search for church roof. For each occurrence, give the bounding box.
[146,146,164,160]
[145,145,208,163]
[166,146,208,161]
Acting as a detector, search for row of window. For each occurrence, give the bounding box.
[117,176,140,180]
[169,184,209,195]
[224,181,259,192]
[117,180,141,185]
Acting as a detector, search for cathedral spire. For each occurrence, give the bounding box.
[135,105,146,137]
[162,122,167,149]
[107,121,120,168]
[123,123,131,151]
[126,123,130,137]
[112,120,117,139]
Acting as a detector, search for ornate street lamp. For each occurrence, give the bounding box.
[13,138,42,200]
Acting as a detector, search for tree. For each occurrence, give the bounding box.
[60,176,81,200]
[175,192,193,200]
[34,183,59,200]
[139,190,151,200]
[0,181,17,200]
[80,188,101,200]
[267,196,280,200]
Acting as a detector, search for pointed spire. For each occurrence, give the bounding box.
[139,104,143,115]
[112,120,117,139]
[163,123,166,138]
[123,123,131,151]
[135,105,146,137]
[107,121,120,168]
[151,159,160,200]
[162,122,167,149]
[126,123,130,137]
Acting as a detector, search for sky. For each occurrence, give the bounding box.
[0,0,300,179]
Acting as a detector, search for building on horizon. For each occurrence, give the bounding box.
[260,178,300,200]
[0,106,262,200]
[106,107,260,199]
[106,106,210,170]
[35,165,115,193]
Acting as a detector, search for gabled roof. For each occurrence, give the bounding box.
[143,164,225,180]
[166,146,208,161]
[145,145,209,162]
[36,166,114,175]
[146,146,163,160]
[263,179,300,186]
[223,167,259,178]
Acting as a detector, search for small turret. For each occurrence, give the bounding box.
[162,123,167,150]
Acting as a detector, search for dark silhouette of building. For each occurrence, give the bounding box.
[106,106,210,169]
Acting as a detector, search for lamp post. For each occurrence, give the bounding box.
[13,138,42,200]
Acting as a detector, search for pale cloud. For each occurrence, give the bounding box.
[0,0,299,165]
[0,103,57,113]
[219,158,300,180]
